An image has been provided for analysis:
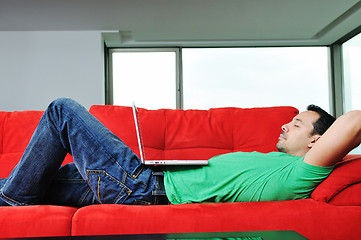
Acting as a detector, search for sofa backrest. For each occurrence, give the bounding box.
[0,111,43,178]
[0,110,73,178]
[89,105,299,160]
[0,106,300,178]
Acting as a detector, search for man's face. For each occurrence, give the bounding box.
[276,111,321,156]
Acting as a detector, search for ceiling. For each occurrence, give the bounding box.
[1,0,361,47]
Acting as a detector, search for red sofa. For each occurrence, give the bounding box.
[1,105,361,239]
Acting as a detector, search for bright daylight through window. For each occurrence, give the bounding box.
[342,32,361,153]
[112,50,177,109]
[182,47,329,111]
[111,47,329,113]
[343,32,361,112]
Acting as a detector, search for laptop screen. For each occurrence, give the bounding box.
[132,102,146,163]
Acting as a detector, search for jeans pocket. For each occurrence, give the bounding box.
[87,170,132,204]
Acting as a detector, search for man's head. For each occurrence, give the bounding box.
[276,105,336,156]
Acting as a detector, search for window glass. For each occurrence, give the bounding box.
[112,50,176,109]
[342,33,361,112]
[182,47,329,112]
[342,32,361,154]
[111,47,329,113]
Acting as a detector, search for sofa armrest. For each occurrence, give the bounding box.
[311,154,361,206]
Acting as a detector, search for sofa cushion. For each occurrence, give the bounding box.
[71,199,361,239]
[0,111,42,178]
[163,108,234,159]
[0,112,7,154]
[328,183,361,206]
[232,107,297,153]
[90,105,298,160]
[0,110,73,178]
[2,110,43,154]
[311,155,361,205]
[0,153,24,178]
[0,205,77,238]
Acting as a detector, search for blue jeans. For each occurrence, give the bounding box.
[0,98,167,207]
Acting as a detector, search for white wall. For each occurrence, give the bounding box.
[0,31,104,111]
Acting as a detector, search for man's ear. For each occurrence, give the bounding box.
[308,134,321,148]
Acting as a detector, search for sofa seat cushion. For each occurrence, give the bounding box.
[0,205,77,238]
[71,199,361,239]
[311,155,361,206]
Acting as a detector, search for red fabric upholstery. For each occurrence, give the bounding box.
[0,110,43,178]
[0,112,7,155]
[89,106,298,160]
[0,110,73,178]
[71,200,361,240]
[0,205,77,238]
[1,105,361,239]
[311,154,361,206]
[2,111,43,154]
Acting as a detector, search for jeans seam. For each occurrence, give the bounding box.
[57,103,130,178]
[86,169,131,204]
[78,187,91,205]
[131,165,144,178]
[54,178,86,183]
[96,176,102,204]
[115,171,132,204]
[152,175,160,196]
[1,186,25,206]
[113,186,129,204]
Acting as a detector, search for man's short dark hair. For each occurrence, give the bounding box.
[307,104,336,136]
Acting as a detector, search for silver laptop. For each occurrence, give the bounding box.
[132,102,208,165]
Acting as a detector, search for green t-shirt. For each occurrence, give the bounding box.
[163,151,333,204]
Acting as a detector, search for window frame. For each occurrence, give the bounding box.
[330,25,361,117]
[105,48,183,109]
[105,40,360,114]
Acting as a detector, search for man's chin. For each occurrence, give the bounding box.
[276,144,287,153]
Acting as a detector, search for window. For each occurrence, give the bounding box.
[342,32,361,153]
[182,47,329,111]
[342,32,361,112]
[110,49,178,109]
[108,47,329,112]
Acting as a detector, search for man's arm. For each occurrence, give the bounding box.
[304,110,361,167]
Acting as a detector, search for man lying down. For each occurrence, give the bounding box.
[1,98,360,206]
